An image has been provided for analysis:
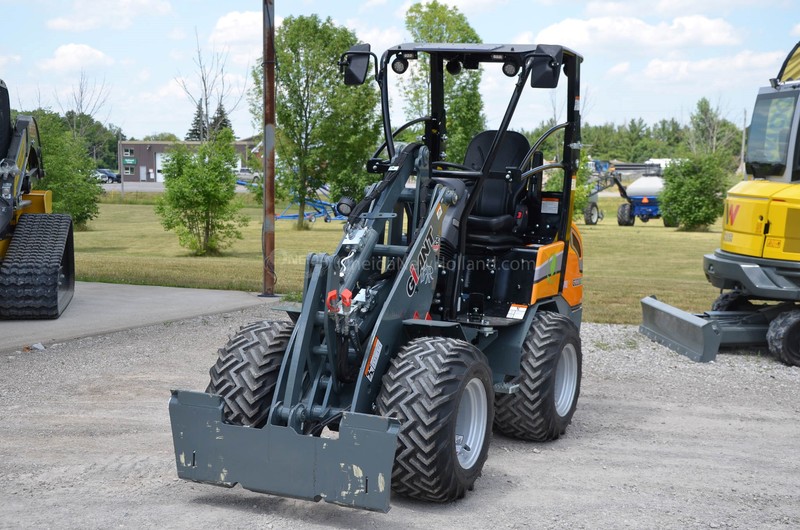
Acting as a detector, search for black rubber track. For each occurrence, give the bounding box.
[494,311,582,441]
[377,336,493,502]
[766,309,800,367]
[0,213,74,319]
[206,320,294,427]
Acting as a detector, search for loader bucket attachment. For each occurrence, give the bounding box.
[169,390,400,512]
[639,296,721,362]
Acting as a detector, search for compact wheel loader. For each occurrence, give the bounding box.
[0,80,74,319]
[169,42,585,512]
[641,42,800,366]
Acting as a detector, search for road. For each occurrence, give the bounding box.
[1,299,799,528]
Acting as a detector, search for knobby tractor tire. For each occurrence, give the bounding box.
[0,213,74,319]
[206,320,294,427]
[583,203,600,225]
[711,290,755,312]
[766,309,800,367]
[377,337,494,502]
[617,203,635,226]
[494,311,582,441]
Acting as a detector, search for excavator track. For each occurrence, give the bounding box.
[0,213,75,319]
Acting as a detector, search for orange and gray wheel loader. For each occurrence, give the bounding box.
[0,79,74,319]
[641,42,800,366]
[170,42,585,512]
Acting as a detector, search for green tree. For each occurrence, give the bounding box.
[29,109,102,229]
[660,153,728,231]
[542,152,591,219]
[210,103,233,138]
[143,132,179,142]
[185,99,207,141]
[651,118,688,158]
[689,98,741,167]
[154,128,249,254]
[402,0,485,163]
[249,15,380,227]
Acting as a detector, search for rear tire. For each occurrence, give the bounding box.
[206,320,293,427]
[583,203,599,225]
[377,337,493,502]
[711,290,754,312]
[767,310,800,367]
[662,213,679,228]
[494,311,582,441]
[617,203,635,226]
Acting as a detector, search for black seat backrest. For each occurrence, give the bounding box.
[0,80,12,158]
[464,130,530,218]
[463,130,530,173]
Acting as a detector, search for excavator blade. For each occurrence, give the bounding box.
[639,296,722,362]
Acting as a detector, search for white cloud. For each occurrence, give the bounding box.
[38,44,114,73]
[607,62,630,76]
[346,20,406,58]
[168,27,187,41]
[360,0,388,10]
[208,11,262,68]
[140,78,185,103]
[641,50,785,89]
[535,15,739,53]
[46,0,172,31]
[586,0,765,17]
[0,54,22,70]
[792,23,800,37]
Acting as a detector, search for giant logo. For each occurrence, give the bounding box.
[406,226,435,297]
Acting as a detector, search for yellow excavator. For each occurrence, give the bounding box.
[641,42,800,366]
[0,79,74,319]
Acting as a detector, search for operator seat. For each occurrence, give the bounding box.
[464,130,531,248]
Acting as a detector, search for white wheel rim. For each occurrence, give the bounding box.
[553,344,578,417]
[590,205,598,223]
[455,377,488,469]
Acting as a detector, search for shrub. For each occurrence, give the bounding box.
[660,154,728,231]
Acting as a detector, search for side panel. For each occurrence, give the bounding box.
[720,180,791,258]
[762,185,800,260]
[529,241,564,304]
[561,224,583,308]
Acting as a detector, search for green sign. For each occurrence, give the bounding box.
[123,157,137,165]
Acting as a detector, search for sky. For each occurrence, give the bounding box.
[2,0,799,143]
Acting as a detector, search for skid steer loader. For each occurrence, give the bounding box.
[0,80,74,319]
[640,41,800,366]
[169,42,585,512]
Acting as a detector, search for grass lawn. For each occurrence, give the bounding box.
[76,195,722,324]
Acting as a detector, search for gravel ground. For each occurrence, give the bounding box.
[1,306,799,529]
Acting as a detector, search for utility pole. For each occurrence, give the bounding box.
[262,0,277,296]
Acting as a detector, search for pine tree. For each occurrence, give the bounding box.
[210,103,233,138]
[185,98,208,141]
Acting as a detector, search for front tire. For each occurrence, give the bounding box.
[377,337,493,502]
[206,320,293,427]
[494,311,582,441]
[767,310,800,367]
